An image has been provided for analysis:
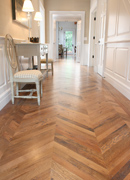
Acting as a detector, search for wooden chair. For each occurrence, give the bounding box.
[5,34,43,105]
[40,58,54,75]
[58,44,63,57]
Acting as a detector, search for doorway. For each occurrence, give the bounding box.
[57,21,77,58]
[64,30,75,55]
[50,11,85,62]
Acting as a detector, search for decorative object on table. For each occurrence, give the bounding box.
[5,34,43,105]
[30,37,39,43]
[22,0,34,42]
[30,37,34,42]
[34,12,42,42]
[12,0,31,28]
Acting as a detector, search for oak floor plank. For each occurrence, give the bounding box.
[0,58,130,179]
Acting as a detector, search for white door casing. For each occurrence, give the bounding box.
[88,0,97,67]
[53,19,57,61]
[95,0,107,77]
[39,1,45,43]
[76,20,82,62]
[98,12,106,76]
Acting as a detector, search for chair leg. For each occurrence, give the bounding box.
[11,82,14,104]
[51,62,53,75]
[40,80,43,97]
[16,83,19,96]
[36,82,40,105]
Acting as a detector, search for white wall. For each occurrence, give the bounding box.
[0,0,28,40]
[44,0,90,44]
[90,0,97,10]
[104,0,130,100]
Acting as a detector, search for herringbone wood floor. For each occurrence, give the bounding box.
[0,57,130,180]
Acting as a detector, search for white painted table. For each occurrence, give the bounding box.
[15,43,48,77]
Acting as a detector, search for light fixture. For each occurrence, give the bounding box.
[34,12,42,23]
[59,27,63,31]
[22,0,34,42]
[34,12,42,41]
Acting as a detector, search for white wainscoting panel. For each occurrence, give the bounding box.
[115,48,128,78]
[104,43,130,100]
[107,0,117,38]
[106,0,130,42]
[128,66,130,81]
[105,0,130,100]
[0,44,5,87]
[105,47,115,71]
[0,37,11,110]
[118,0,130,35]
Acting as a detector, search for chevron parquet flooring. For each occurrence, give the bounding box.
[0,57,130,180]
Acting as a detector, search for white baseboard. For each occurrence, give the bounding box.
[105,72,130,100]
[0,89,11,111]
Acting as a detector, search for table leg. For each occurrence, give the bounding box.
[46,53,48,77]
[37,55,40,71]
[32,56,34,69]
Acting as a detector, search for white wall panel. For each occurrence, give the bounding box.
[107,0,117,37]
[105,47,114,71]
[118,0,130,35]
[0,38,11,110]
[104,0,130,100]
[104,43,130,100]
[115,48,128,78]
[128,66,130,81]
[0,45,5,87]
[106,0,130,42]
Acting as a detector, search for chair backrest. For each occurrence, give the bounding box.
[58,44,63,54]
[5,34,18,78]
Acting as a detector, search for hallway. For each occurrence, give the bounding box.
[0,58,130,180]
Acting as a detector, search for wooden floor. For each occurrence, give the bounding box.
[0,57,130,180]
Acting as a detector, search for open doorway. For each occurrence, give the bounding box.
[49,11,85,63]
[57,21,77,58]
[64,30,74,55]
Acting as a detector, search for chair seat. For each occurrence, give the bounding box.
[14,70,43,80]
[40,58,53,63]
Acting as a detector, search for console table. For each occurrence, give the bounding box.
[15,43,48,77]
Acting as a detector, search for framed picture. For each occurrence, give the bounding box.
[12,0,32,28]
